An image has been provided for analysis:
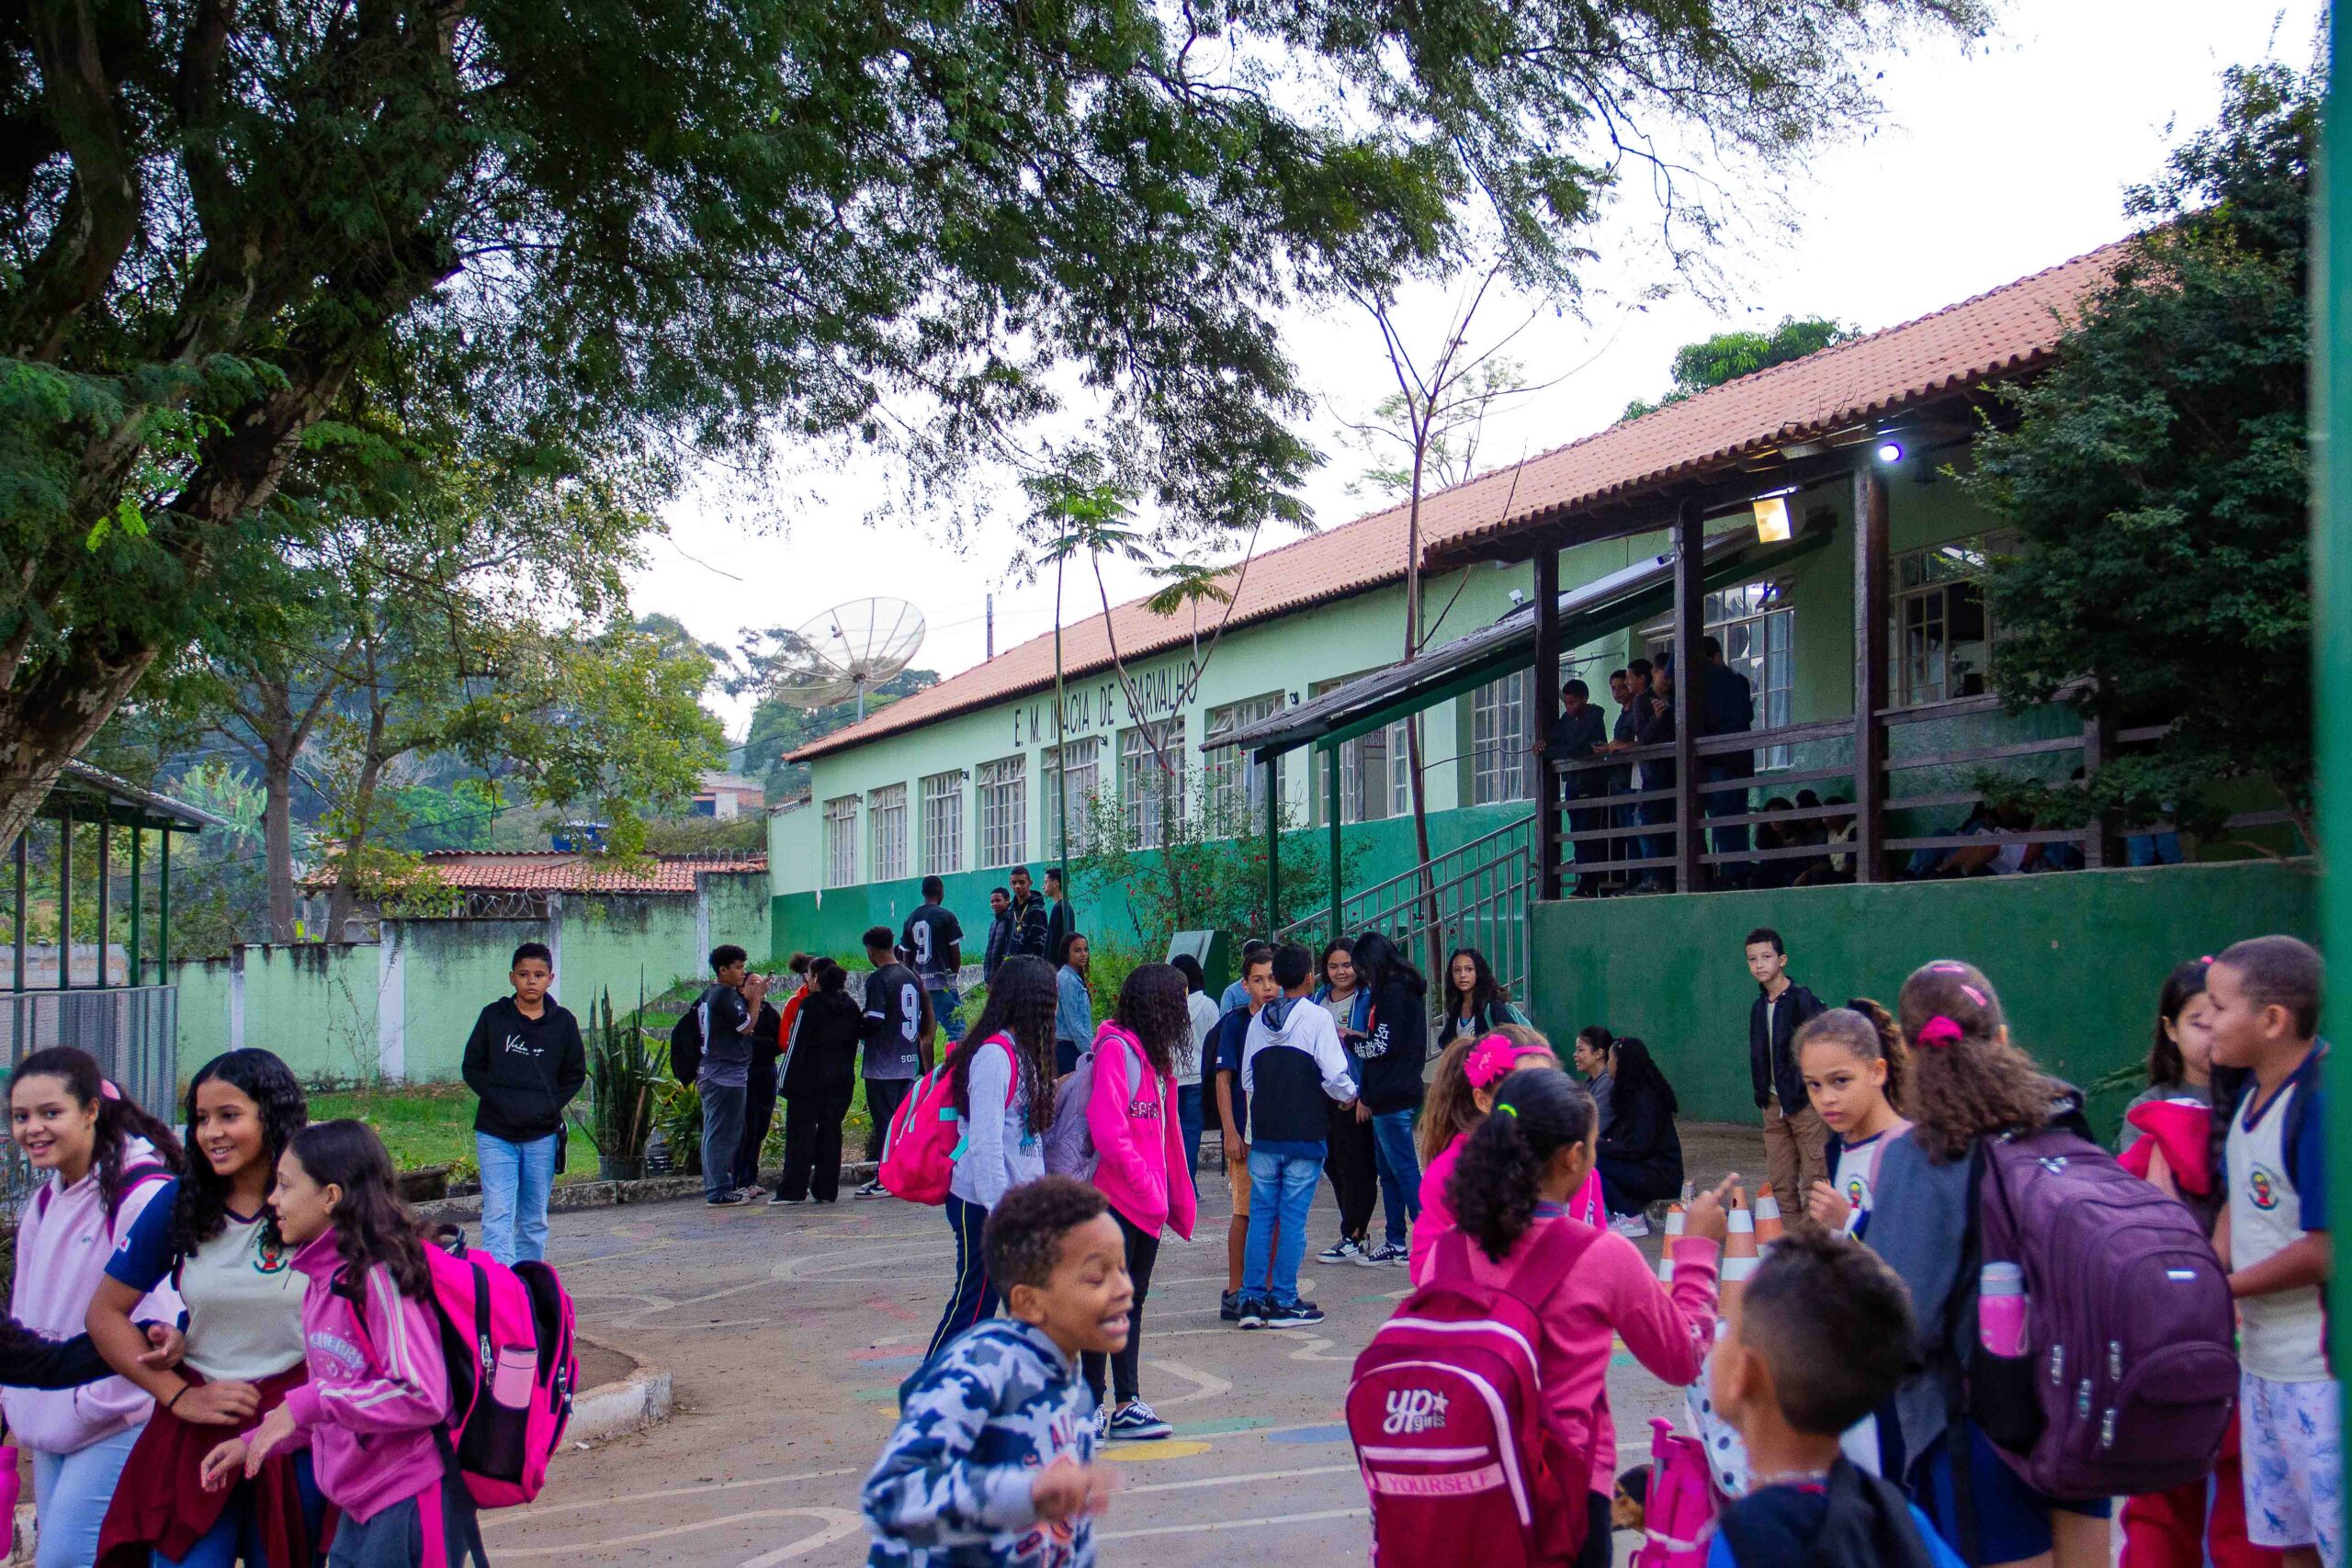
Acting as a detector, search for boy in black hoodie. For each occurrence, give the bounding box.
[462,942,586,1264]
[1746,927,1827,1235]
[1351,931,1430,1267]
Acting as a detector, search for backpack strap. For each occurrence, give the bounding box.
[106,1160,174,1238]
[1430,1215,1600,1310]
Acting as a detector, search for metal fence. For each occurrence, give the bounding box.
[2,986,181,1205]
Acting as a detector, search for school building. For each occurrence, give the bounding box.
[772,240,2314,1128]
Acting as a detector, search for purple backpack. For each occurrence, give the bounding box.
[1969,1127,2236,1500]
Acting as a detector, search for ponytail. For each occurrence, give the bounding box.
[1449,1068,1595,1262]
[1895,959,2050,1163]
[9,1046,183,1215]
[1796,1002,1911,1117]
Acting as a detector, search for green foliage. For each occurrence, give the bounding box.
[1621,317,1856,420]
[576,989,661,1163]
[734,640,937,802]
[639,814,768,857]
[1964,64,2316,843]
[1069,781,1363,952]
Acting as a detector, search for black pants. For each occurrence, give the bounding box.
[1082,1208,1159,1408]
[732,1060,778,1190]
[862,1077,913,1164]
[780,1077,855,1201]
[1575,1490,1611,1568]
[1323,1102,1377,1241]
[1597,1153,1680,1214]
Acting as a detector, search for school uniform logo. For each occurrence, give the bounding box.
[252,1235,290,1274]
[1383,1388,1450,1435]
[2248,1166,2281,1211]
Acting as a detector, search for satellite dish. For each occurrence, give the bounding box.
[768,598,927,719]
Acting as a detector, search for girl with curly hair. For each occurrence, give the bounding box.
[204,1121,480,1568]
[90,1049,323,1568]
[1080,962,1198,1440]
[1794,1002,1910,1239]
[1446,1067,1732,1567]
[6,1046,183,1568]
[916,956,1063,1370]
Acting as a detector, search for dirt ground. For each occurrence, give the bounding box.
[484,1123,1762,1567]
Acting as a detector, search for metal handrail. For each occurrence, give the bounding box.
[1277,815,1538,996]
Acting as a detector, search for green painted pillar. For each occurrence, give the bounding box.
[1326,745,1343,945]
[2318,13,2352,1496]
[158,829,171,975]
[1263,755,1280,930]
[56,808,71,989]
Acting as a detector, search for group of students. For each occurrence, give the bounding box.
[858,931,2338,1568]
[5,1044,495,1567]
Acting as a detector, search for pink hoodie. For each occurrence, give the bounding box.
[2,1138,180,1453]
[278,1230,450,1522]
[1409,1129,1603,1282]
[1451,1214,1718,1492]
[1084,1021,1197,1241]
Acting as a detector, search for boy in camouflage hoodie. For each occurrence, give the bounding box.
[865,1177,1129,1566]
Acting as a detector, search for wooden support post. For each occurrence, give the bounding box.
[128,828,142,987]
[12,831,25,1058]
[2081,682,2117,869]
[1532,544,1563,902]
[57,808,72,989]
[1853,467,1890,882]
[1262,755,1281,928]
[96,818,109,987]
[159,829,172,976]
[1671,500,1704,892]
[1326,746,1343,945]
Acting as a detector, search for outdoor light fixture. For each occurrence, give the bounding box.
[1751,494,1793,543]
[1875,437,1906,465]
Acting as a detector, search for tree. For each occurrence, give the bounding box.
[1620,317,1857,420]
[1965,63,2315,845]
[734,635,937,801]
[0,0,1983,852]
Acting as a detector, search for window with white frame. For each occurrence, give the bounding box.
[1707,582,1795,769]
[1891,536,2007,708]
[1308,677,1409,826]
[922,770,965,874]
[977,756,1026,868]
[1120,721,1187,849]
[1469,671,1532,805]
[868,784,908,882]
[1205,693,1285,833]
[823,795,858,887]
[1042,737,1102,855]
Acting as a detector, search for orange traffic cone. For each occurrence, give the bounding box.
[1656,1203,1686,1282]
[1754,1184,1786,1248]
[1722,1185,1758,1314]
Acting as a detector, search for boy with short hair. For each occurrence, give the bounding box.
[1211,949,1280,1320]
[902,875,967,1037]
[1237,942,1357,1329]
[1746,926,1827,1234]
[855,924,934,1198]
[696,943,771,1206]
[2210,934,2337,1568]
[461,942,586,1262]
[1704,1231,1963,1567]
[864,1175,1123,1566]
[1219,940,1272,1014]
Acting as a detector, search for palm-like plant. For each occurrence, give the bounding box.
[575,987,660,1177]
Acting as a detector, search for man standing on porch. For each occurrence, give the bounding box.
[1746,928,1826,1233]
[1536,678,1609,897]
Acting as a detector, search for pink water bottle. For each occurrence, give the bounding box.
[1978,1261,2029,1358]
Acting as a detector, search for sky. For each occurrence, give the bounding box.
[629,0,2324,740]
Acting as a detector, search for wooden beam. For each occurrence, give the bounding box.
[128,828,142,988]
[2081,682,2117,868]
[1327,747,1344,945]
[1263,757,1281,929]
[1532,546,1563,901]
[57,807,72,989]
[1671,499,1704,891]
[1853,466,1890,881]
[96,818,110,988]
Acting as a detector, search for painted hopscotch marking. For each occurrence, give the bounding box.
[496,1506,862,1562]
[478,1467,859,1527]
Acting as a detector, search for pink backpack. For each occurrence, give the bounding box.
[1629,1418,1718,1567]
[1347,1224,1600,1567]
[355,1227,578,1508]
[880,1035,1020,1204]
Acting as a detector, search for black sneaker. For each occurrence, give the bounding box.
[1236,1296,1272,1329]
[706,1191,747,1206]
[1219,1289,1243,1323]
[1268,1300,1326,1326]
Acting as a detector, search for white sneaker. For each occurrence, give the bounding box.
[1316,1238,1367,1266]
[767,1191,806,1206]
[854,1180,888,1200]
[1363,1241,1409,1267]
[1608,1212,1651,1238]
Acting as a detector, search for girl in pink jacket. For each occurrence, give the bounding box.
[1442,1066,1732,1568]
[202,1121,481,1568]
[1081,963,1198,1442]
[1412,1031,1607,1282]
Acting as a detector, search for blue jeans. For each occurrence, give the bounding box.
[928,987,964,1042]
[160,1452,325,1567]
[1368,1108,1422,1247]
[1244,1145,1322,1307]
[476,1131,559,1265]
[31,1426,138,1568]
[1639,795,1676,874]
[1177,1083,1204,1191]
[698,1077,748,1200]
[2129,831,2184,866]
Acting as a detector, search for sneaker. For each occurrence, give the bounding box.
[1364,1241,1409,1267]
[1267,1300,1326,1326]
[738,1185,765,1201]
[1317,1237,1367,1266]
[1236,1297,1272,1330]
[1608,1212,1651,1238]
[1107,1401,1173,1440]
[854,1180,888,1200]
[1220,1289,1243,1323]
[705,1191,747,1206]
[1094,1403,1112,1441]
[767,1192,806,1206]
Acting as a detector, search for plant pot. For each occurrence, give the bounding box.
[396,1165,452,1202]
[597,1154,644,1183]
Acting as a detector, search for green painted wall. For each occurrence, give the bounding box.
[1526,860,2318,1134]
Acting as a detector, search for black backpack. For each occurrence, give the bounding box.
[1715,1458,1943,1568]
[670,1007,702,1086]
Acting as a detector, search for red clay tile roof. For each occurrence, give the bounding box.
[791,240,2125,763]
[371,852,767,896]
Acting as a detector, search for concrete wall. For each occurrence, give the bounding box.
[171,873,770,1085]
[1526,860,2319,1134]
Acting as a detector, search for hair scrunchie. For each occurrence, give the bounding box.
[1915,1015,1965,1049]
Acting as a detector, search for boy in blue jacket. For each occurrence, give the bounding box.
[865,1176,1126,1566]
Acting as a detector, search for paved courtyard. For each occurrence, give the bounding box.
[482,1127,1755,1567]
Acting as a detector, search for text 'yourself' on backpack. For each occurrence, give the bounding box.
[880,1034,1020,1205]
[1969,1125,2237,1500]
[1347,1225,1600,1568]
